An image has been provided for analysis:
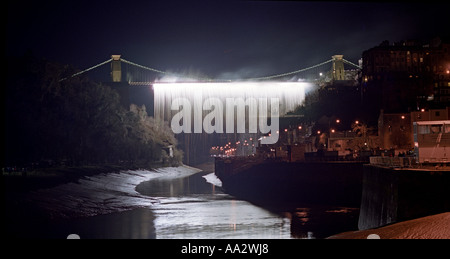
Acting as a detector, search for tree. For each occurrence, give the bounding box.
[5,55,182,167]
[350,121,378,150]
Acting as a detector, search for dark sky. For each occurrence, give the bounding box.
[6,0,450,79]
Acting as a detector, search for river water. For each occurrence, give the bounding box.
[6,165,359,239]
[135,171,292,239]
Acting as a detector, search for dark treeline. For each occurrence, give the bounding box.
[5,53,182,168]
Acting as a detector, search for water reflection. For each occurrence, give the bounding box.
[64,208,156,239]
[135,171,359,239]
[289,207,359,239]
[11,168,359,239]
[136,172,292,239]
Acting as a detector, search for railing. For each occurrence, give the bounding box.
[369,156,417,168]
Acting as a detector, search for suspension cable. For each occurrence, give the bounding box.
[342,59,361,69]
[121,58,215,81]
[59,58,112,82]
[244,59,333,81]
[120,58,167,74]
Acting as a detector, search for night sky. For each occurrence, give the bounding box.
[6,0,450,79]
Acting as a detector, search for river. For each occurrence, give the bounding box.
[5,165,359,239]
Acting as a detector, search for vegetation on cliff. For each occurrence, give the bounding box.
[5,53,182,168]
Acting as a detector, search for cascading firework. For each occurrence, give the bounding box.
[153,81,308,126]
[152,81,309,162]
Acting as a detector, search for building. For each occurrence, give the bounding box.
[327,130,357,156]
[413,120,450,163]
[410,107,450,122]
[362,37,450,113]
[378,110,413,151]
[378,108,450,153]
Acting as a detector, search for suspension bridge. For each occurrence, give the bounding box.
[61,55,361,164]
[61,54,361,83]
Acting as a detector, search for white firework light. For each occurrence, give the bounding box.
[153,81,309,144]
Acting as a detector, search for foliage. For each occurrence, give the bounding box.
[5,54,182,167]
[350,121,379,150]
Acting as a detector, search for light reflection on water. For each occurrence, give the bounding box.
[136,172,292,239]
[7,167,359,239]
[135,171,360,239]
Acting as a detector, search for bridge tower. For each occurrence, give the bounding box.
[332,55,345,81]
[111,55,122,82]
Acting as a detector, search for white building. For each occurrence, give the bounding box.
[413,120,450,163]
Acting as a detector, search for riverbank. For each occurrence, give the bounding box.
[3,164,200,238]
[2,164,149,193]
[328,212,450,239]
